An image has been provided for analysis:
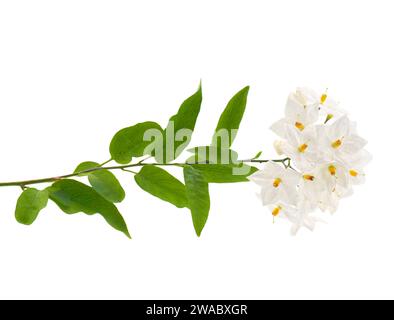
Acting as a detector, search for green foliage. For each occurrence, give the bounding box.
[135,165,188,208]
[184,166,210,237]
[212,86,249,147]
[189,87,250,166]
[74,161,125,203]
[190,163,258,183]
[186,146,239,164]
[4,84,266,239]
[15,188,49,225]
[47,179,131,238]
[158,84,203,163]
[110,121,163,164]
[252,151,263,160]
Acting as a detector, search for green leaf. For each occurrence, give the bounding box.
[74,161,125,203]
[184,166,210,237]
[134,165,188,208]
[212,86,250,147]
[252,151,263,160]
[47,179,131,238]
[190,163,258,183]
[15,188,49,225]
[159,84,203,163]
[110,121,163,164]
[186,146,239,164]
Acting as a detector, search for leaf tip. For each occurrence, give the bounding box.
[15,217,33,226]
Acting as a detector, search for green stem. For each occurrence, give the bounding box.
[121,168,138,175]
[0,158,290,188]
[99,158,113,167]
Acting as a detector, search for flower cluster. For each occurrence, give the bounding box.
[249,87,371,234]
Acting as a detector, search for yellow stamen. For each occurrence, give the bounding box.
[272,206,282,217]
[273,178,282,188]
[328,165,337,176]
[324,114,334,124]
[303,174,315,181]
[298,143,308,153]
[321,93,327,104]
[331,139,342,149]
[349,170,358,177]
[295,122,305,131]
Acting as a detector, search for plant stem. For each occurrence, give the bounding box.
[0,158,290,188]
[99,158,113,167]
[121,168,138,175]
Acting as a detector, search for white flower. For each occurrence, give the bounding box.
[271,90,319,138]
[294,87,320,108]
[280,125,320,171]
[318,116,367,165]
[299,170,326,207]
[317,185,353,214]
[289,210,320,235]
[346,150,372,185]
[273,140,286,156]
[314,161,355,214]
[268,199,322,235]
[268,202,297,221]
[249,161,300,206]
[316,161,350,192]
[298,87,346,123]
[253,87,370,234]
[318,91,346,123]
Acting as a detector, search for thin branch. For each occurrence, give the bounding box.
[99,158,113,167]
[121,168,138,175]
[246,157,290,164]
[0,158,291,188]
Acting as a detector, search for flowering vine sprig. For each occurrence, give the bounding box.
[0,85,369,238]
[250,87,371,234]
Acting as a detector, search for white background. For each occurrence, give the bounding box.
[0,0,391,300]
